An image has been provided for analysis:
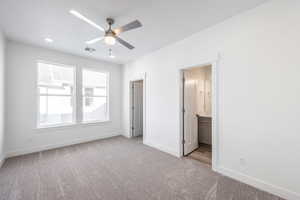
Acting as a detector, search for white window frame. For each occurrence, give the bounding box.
[81,68,110,124]
[36,61,77,129]
[36,61,111,129]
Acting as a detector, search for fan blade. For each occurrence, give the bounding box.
[70,10,104,32]
[85,37,104,44]
[115,36,134,49]
[114,20,142,34]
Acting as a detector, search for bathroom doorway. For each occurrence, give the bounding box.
[182,65,213,166]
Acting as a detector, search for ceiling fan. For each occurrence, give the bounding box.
[70,10,142,50]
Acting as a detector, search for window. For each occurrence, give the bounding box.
[82,69,109,122]
[37,62,109,128]
[37,62,75,127]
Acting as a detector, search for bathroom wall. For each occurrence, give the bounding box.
[185,66,212,117]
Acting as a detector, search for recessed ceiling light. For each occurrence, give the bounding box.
[45,38,53,43]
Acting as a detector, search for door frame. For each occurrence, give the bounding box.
[129,73,146,142]
[179,58,219,171]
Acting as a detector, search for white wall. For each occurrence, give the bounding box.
[122,0,300,199]
[5,41,122,156]
[0,29,5,165]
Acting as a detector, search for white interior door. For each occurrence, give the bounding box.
[132,80,143,137]
[183,73,199,155]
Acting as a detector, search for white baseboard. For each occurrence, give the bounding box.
[217,166,300,200]
[5,132,121,158]
[143,140,179,157]
[121,132,131,138]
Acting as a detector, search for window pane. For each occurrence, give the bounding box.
[38,62,75,127]
[82,70,107,88]
[39,85,73,95]
[83,87,94,96]
[83,87,106,96]
[82,70,109,122]
[94,88,106,96]
[39,87,47,94]
[39,96,73,126]
[38,62,74,88]
[83,97,108,122]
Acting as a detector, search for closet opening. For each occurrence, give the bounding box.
[130,80,144,141]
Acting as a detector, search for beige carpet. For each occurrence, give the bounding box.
[0,136,284,200]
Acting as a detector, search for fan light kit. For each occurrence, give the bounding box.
[70,10,142,50]
[104,36,116,45]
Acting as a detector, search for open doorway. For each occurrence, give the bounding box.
[130,80,144,140]
[182,65,213,166]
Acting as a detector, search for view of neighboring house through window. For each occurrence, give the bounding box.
[82,69,109,122]
[38,62,75,127]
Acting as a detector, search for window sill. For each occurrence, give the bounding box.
[80,120,111,125]
[35,120,111,131]
[37,123,76,129]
